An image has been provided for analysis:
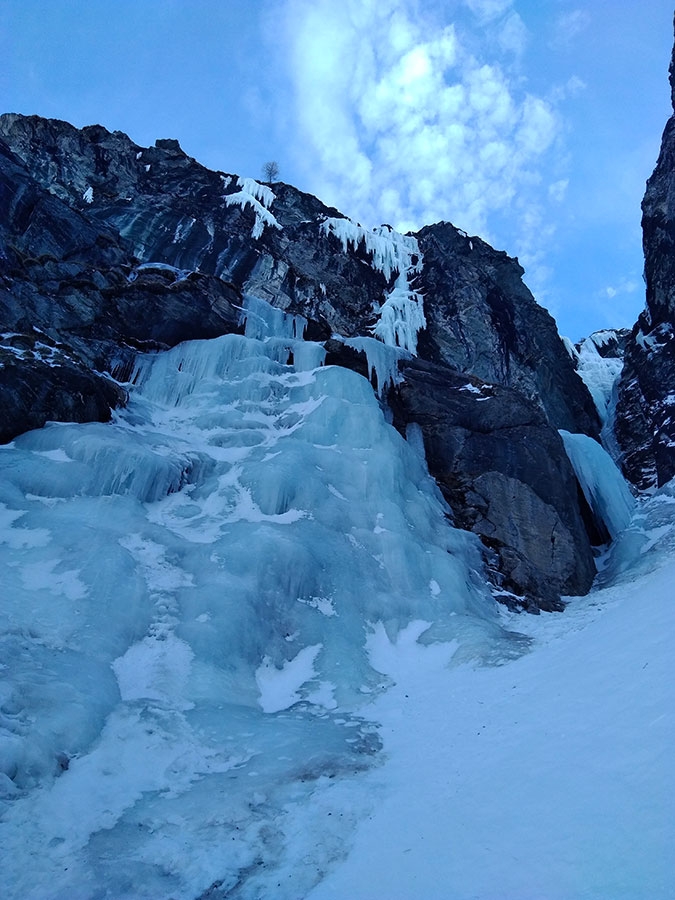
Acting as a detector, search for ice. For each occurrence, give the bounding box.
[574,336,623,424]
[236,176,276,209]
[241,292,307,342]
[562,335,577,359]
[320,218,421,281]
[372,271,426,354]
[224,176,281,238]
[560,430,635,540]
[597,477,675,585]
[135,261,192,279]
[343,335,410,394]
[321,218,426,355]
[0,295,521,898]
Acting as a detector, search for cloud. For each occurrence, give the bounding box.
[498,11,528,57]
[550,9,591,49]
[283,0,561,292]
[550,74,586,103]
[600,278,640,300]
[464,0,513,23]
[548,179,569,203]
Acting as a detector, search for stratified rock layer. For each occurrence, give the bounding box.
[0,112,601,607]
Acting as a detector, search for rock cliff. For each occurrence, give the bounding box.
[613,16,675,489]
[0,112,604,609]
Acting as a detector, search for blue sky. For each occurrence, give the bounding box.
[1,0,673,340]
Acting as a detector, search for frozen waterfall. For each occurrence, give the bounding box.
[0,298,525,899]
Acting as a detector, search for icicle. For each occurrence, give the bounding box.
[224,177,281,239]
[372,272,426,355]
[241,294,307,341]
[320,218,426,355]
[343,336,410,394]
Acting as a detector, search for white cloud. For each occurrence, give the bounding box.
[548,179,569,203]
[283,0,561,288]
[498,11,528,57]
[600,278,640,300]
[464,0,513,23]
[550,74,587,103]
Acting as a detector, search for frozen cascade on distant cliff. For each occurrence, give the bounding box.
[321,218,426,354]
[569,335,624,425]
[0,298,525,899]
[560,430,635,540]
[372,271,426,355]
[224,176,281,239]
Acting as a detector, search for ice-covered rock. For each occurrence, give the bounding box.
[0,112,606,607]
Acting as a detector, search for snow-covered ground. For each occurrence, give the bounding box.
[0,298,672,899]
[308,551,674,900]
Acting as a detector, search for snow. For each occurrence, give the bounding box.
[256,644,323,713]
[560,430,635,540]
[307,547,675,900]
[82,185,93,203]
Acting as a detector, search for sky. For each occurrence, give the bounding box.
[1,0,673,341]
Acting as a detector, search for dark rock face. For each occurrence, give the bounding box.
[614,19,675,489]
[415,224,601,437]
[0,112,605,609]
[389,360,596,611]
[0,333,125,443]
[0,128,243,433]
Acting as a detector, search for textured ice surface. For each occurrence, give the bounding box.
[597,477,675,585]
[342,335,410,394]
[560,430,635,540]
[0,298,523,898]
[574,337,623,424]
[372,271,426,355]
[320,219,420,282]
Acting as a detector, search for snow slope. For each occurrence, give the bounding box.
[308,496,675,900]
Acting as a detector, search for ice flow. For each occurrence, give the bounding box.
[0,297,523,899]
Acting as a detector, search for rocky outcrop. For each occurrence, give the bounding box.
[0,132,243,421]
[613,17,675,489]
[0,112,605,608]
[414,224,601,437]
[0,332,125,443]
[0,114,599,434]
[389,360,596,611]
